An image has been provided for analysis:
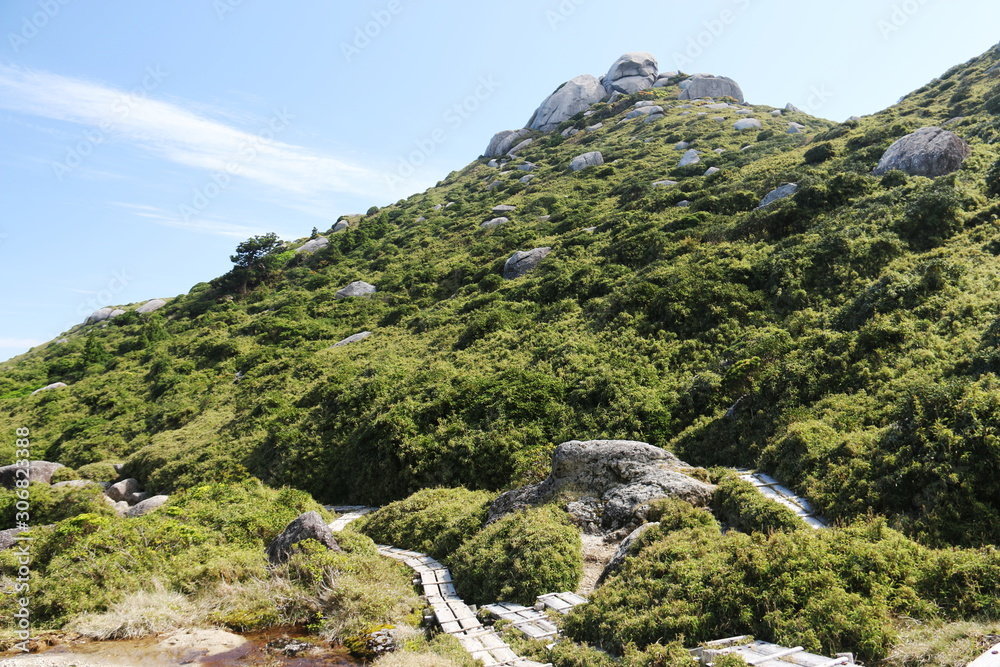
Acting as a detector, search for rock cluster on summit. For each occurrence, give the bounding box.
[485,51,746,154]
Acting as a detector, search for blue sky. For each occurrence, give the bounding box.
[2,0,999,361]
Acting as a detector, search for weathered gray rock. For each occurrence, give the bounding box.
[517,163,536,171]
[872,126,971,177]
[481,217,510,229]
[759,183,799,208]
[487,159,500,168]
[653,180,678,189]
[624,106,663,120]
[527,75,607,132]
[704,167,721,176]
[129,491,150,505]
[136,299,167,314]
[296,237,329,254]
[114,500,130,516]
[0,527,32,550]
[335,281,376,299]
[493,205,517,213]
[586,123,604,132]
[106,478,140,503]
[569,151,604,171]
[786,103,805,113]
[676,200,692,207]
[561,127,580,138]
[787,122,806,134]
[603,52,658,95]
[678,149,701,167]
[486,181,503,191]
[502,248,551,280]
[487,440,714,532]
[679,75,745,103]
[125,495,169,518]
[0,461,65,489]
[675,141,690,151]
[734,109,752,115]
[520,175,535,184]
[85,307,116,325]
[333,331,372,347]
[634,100,658,108]
[597,522,659,584]
[771,109,783,116]
[508,138,533,156]
[31,382,68,396]
[332,220,350,233]
[705,103,732,110]
[644,113,665,123]
[266,511,341,565]
[485,129,531,158]
[734,118,763,132]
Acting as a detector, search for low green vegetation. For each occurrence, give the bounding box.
[353,487,494,560]
[449,504,582,606]
[567,507,1000,663]
[708,468,805,533]
[0,480,420,646]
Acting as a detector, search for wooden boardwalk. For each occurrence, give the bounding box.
[329,506,551,667]
[736,470,829,529]
[693,636,854,667]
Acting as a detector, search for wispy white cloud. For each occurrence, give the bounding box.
[0,63,412,201]
[108,201,275,239]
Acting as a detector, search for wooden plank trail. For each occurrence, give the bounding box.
[969,642,1000,667]
[693,636,855,667]
[328,506,552,667]
[736,470,830,529]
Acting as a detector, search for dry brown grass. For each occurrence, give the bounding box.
[883,618,1000,667]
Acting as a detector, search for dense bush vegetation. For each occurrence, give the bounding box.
[567,514,1000,663]
[450,505,582,606]
[354,487,494,560]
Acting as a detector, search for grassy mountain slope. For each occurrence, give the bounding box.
[6,45,1000,549]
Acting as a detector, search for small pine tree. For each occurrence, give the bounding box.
[80,332,112,371]
[229,232,283,294]
[310,227,319,239]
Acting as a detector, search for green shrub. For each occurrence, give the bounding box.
[354,487,493,560]
[450,505,581,605]
[0,483,114,528]
[804,142,836,165]
[76,462,119,483]
[709,469,805,534]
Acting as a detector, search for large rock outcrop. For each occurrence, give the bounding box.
[759,183,799,208]
[136,298,167,314]
[296,237,329,255]
[603,52,658,95]
[487,440,714,532]
[569,151,604,171]
[0,461,64,489]
[266,511,341,565]
[485,129,532,158]
[679,74,745,103]
[527,75,607,132]
[84,307,117,325]
[872,126,971,177]
[503,248,551,280]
